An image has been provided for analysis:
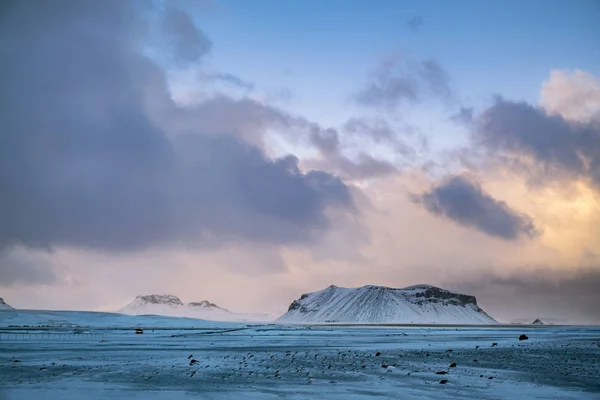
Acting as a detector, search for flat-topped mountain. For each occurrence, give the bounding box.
[277,284,497,324]
[0,297,14,310]
[118,294,273,322]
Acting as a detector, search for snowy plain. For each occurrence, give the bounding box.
[1,310,599,399]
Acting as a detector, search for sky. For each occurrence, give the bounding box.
[1,0,600,324]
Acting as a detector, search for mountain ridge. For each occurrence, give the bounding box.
[118,294,273,322]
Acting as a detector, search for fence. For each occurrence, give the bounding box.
[0,332,108,340]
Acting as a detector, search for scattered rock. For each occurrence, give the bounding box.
[189,359,199,365]
[492,343,498,347]
[381,364,388,369]
[519,334,529,341]
[440,379,448,384]
[436,371,448,375]
[488,376,494,380]
[188,354,193,359]
[375,352,382,356]
[449,362,457,368]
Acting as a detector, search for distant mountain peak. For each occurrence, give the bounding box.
[0,297,14,310]
[188,300,229,312]
[119,294,272,322]
[279,284,496,324]
[134,294,183,306]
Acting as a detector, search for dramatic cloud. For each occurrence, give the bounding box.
[473,99,600,187]
[447,268,600,324]
[166,96,409,181]
[356,54,453,111]
[540,70,600,123]
[0,0,353,252]
[413,175,539,240]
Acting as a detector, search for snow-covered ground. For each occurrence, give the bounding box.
[1,310,598,399]
[0,309,239,329]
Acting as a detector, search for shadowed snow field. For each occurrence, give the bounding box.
[0,310,599,399]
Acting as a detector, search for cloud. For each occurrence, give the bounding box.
[412,175,539,240]
[450,106,474,125]
[447,268,600,324]
[205,72,255,91]
[162,5,212,65]
[0,0,353,252]
[540,70,600,123]
[0,247,57,286]
[308,153,398,181]
[473,99,600,187]
[355,54,453,111]
[419,59,452,99]
[166,95,410,181]
[407,16,424,32]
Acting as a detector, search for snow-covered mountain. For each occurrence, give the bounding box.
[0,297,14,310]
[118,294,274,322]
[510,317,560,325]
[277,284,497,324]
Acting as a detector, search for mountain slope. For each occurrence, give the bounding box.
[118,294,273,322]
[0,297,14,310]
[278,284,497,324]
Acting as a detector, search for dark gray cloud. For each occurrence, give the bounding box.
[446,268,600,324]
[473,99,600,187]
[0,0,353,252]
[168,96,288,147]
[162,5,212,65]
[412,175,539,240]
[407,16,424,32]
[356,55,453,111]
